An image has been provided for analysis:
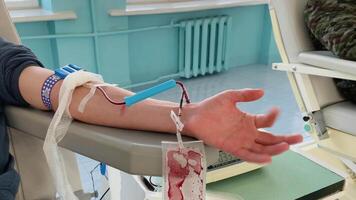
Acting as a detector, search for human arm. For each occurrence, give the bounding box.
[19,66,181,133]
[18,66,302,164]
[0,35,302,164]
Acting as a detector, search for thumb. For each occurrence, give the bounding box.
[225,89,264,103]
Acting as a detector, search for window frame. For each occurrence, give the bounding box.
[5,0,39,10]
[127,0,190,5]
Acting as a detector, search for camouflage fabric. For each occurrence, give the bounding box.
[304,0,356,61]
[305,0,356,104]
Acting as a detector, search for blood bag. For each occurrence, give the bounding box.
[162,141,206,200]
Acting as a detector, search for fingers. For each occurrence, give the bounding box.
[284,134,303,145]
[255,131,286,145]
[254,107,279,128]
[230,141,288,164]
[250,142,289,156]
[256,130,303,145]
[232,141,289,163]
[232,131,302,163]
[234,148,271,164]
[225,89,264,103]
[227,131,302,164]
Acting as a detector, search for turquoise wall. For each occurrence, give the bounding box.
[15,0,280,87]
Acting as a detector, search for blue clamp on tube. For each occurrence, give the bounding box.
[100,163,107,176]
[124,79,177,106]
[54,64,82,79]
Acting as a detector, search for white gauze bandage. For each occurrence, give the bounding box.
[43,71,111,200]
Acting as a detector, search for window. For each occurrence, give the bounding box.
[128,0,190,5]
[5,0,39,9]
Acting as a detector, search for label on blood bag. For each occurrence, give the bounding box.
[162,142,206,200]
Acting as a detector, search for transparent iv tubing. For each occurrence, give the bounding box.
[96,80,191,109]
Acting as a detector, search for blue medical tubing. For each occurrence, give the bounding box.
[53,66,185,107]
[124,79,177,106]
[97,79,190,108]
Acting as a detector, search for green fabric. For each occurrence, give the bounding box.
[304,0,356,61]
[207,151,344,200]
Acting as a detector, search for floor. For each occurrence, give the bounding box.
[76,64,309,199]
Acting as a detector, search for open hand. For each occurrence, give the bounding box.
[182,89,303,164]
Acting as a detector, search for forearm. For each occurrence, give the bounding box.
[19,66,191,134]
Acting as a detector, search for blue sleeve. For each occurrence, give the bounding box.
[0,37,44,106]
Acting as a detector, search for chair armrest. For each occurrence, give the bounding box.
[298,51,356,76]
[273,63,356,81]
[5,106,219,176]
[272,62,350,110]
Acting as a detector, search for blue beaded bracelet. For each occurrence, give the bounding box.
[41,74,61,110]
[41,64,82,110]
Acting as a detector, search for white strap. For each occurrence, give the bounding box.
[43,71,105,200]
[170,110,185,149]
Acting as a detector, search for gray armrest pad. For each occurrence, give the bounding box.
[5,106,218,176]
[322,101,356,136]
[298,51,356,75]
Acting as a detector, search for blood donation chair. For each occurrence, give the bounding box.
[0,1,86,199]
[0,1,263,199]
[270,0,356,197]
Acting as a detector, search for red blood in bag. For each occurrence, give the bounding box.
[188,151,202,174]
[166,149,204,200]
